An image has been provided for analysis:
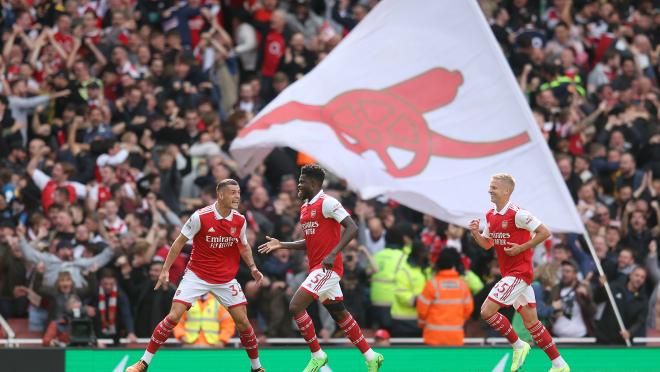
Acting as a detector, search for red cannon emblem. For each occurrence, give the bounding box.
[239,68,530,178]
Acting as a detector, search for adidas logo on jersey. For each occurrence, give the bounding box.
[208,227,216,233]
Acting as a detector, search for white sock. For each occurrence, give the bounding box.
[363,348,376,361]
[141,351,154,364]
[552,356,566,368]
[312,349,326,359]
[250,357,262,369]
[512,338,526,350]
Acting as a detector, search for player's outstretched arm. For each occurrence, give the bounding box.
[155,233,188,290]
[469,219,493,250]
[257,236,306,254]
[322,216,358,269]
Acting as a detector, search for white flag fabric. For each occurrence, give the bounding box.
[230,0,583,233]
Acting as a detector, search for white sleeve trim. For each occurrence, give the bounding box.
[240,220,248,246]
[31,169,50,190]
[181,211,201,239]
[71,182,87,199]
[322,196,350,223]
[515,209,542,232]
[481,216,490,238]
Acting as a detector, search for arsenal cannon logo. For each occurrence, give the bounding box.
[240,68,531,178]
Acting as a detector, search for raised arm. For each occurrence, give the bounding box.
[469,218,493,250]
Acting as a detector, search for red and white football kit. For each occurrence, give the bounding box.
[299,190,349,303]
[483,201,541,310]
[138,202,262,370]
[173,202,248,309]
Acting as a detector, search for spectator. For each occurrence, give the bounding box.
[594,267,648,344]
[355,200,385,256]
[616,153,644,191]
[91,268,137,344]
[6,78,70,146]
[370,227,407,331]
[131,260,176,338]
[259,248,296,338]
[646,240,660,342]
[26,149,87,212]
[341,242,375,327]
[621,209,652,261]
[173,294,236,347]
[614,247,638,283]
[42,294,97,347]
[550,260,595,338]
[0,230,28,318]
[285,0,323,45]
[19,233,115,289]
[373,328,390,347]
[417,248,473,346]
[391,241,430,337]
[260,9,287,99]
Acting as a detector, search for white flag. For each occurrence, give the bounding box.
[230,0,583,233]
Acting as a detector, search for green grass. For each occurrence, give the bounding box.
[66,347,660,372]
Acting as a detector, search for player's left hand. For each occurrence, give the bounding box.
[504,242,524,256]
[251,267,264,286]
[322,254,336,271]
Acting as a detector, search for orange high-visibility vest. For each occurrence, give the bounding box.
[416,269,473,345]
[173,296,235,346]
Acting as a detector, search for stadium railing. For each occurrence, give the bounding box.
[0,314,16,348]
[1,336,659,346]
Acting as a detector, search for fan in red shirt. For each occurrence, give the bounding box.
[469,173,569,372]
[260,9,286,78]
[126,179,266,372]
[259,164,384,372]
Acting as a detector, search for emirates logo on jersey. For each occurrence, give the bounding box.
[501,220,508,229]
[310,209,317,218]
[302,221,319,236]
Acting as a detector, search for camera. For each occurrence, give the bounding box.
[65,297,96,347]
[69,317,95,346]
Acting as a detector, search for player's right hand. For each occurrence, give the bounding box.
[469,219,481,232]
[257,236,282,254]
[154,269,169,290]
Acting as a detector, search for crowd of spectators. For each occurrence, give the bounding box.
[0,0,658,348]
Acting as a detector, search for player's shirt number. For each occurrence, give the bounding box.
[307,272,325,288]
[230,284,243,296]
[494,282,510,293]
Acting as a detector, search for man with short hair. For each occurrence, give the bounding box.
[594,266,648,344]
[126,179,266,372]
[470,173,569,372]
[550,261,594,338]
[259,165,384,372]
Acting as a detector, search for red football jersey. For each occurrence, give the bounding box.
[181,203,248,284]
[300,191,350,277]
[260,31,285,77]
[483,201,541,284]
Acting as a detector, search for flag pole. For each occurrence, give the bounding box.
[580,230,631,347]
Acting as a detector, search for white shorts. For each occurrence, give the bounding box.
[487,276,536,310]
[300,268,343,304]
[173,269,247,309]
